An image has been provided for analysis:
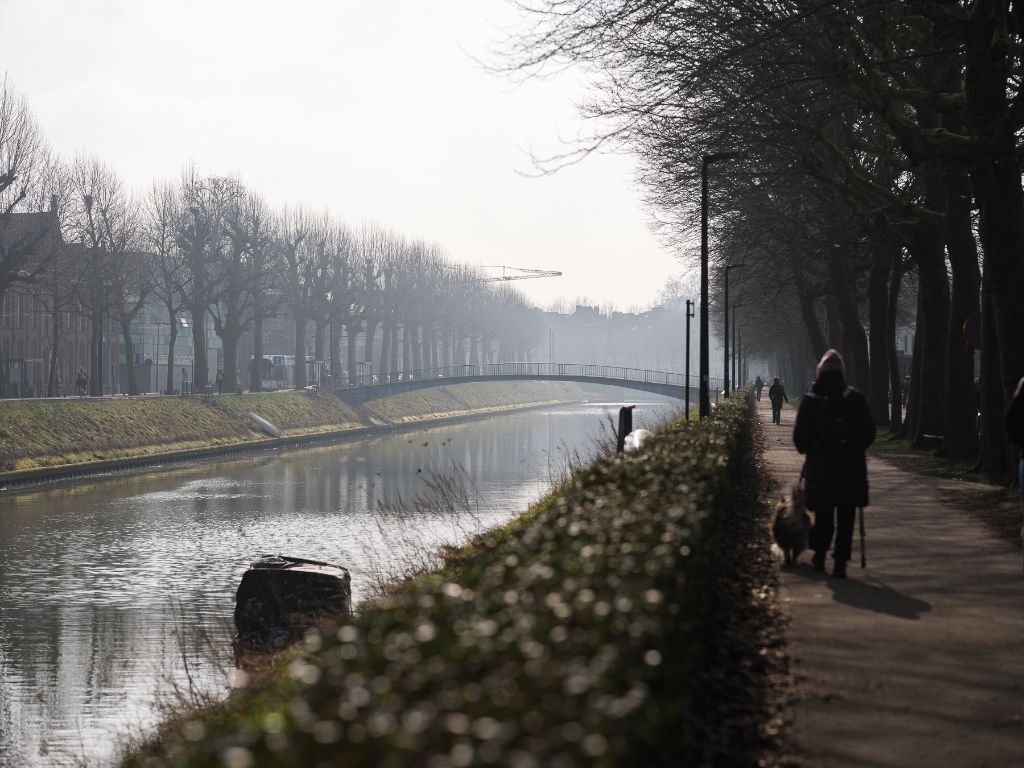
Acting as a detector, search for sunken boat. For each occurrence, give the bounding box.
[234,555,352,647]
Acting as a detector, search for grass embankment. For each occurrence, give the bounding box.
[122,391,792,767]
[871,434,1021,547]
[361,381,590,425]
[0,381,588,474]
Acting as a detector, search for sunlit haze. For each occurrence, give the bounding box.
[0,0,680,310]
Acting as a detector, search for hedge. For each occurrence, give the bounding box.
[124,392,758,768]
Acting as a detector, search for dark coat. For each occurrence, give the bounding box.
[768,383,787,405]
[793,379,876,510]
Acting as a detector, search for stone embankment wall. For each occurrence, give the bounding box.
[122,390,791,768]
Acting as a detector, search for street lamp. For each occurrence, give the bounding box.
[732,305,739,390]
[685,299,695,417]
[723,262,746,397]
[700,152,740,417]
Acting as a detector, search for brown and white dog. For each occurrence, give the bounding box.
[772,480,812,566]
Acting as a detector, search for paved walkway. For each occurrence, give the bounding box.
[758,395,1024,767]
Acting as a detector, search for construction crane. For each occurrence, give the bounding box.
[476,265,562,283]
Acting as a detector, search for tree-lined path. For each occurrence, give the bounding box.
[759,397,1024,767]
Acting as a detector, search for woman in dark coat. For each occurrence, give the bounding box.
[793,349,876,578]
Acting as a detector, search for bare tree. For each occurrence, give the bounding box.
[144,180,187,394]
[0,76,50,395]
[176,169,242,391]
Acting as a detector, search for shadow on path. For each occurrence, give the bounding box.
[828,576,932,620]
[783,565,932,619]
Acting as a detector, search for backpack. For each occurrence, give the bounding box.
[817,389,852,453]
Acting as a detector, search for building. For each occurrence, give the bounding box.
[0,208,118,397]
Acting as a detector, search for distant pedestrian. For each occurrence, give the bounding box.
[54,373,62,397]
[793,349,876,579]
[75,367,89,397]
[768,377,788,425]
[1005,376,1024,570]
[902,375,911,409]
[216,368,225,395]
[755,375,765,402]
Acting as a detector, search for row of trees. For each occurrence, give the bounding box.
[506,0,1024,477]
[0,77,543,396]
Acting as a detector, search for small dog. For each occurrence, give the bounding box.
[772,480,812,566]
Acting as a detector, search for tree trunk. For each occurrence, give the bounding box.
[829,253,870,393]
[403,326,413,371]
[886,258,904,432]
[966,8,1024,416]
[329,318,341,391]
[314,318,325,362]
[167,321,178,395]
[222,326,240,395]
[907,238,950,445]
[380,318,393,376]
[250,315,263,393]
[824,296,843,354]
[121,317,138,395]
[901,291,924,442]
[979,269,1009,478]
[346,322,360,385]
[190,305,209,391]
[789,256,827,357]
[482,334,493,365]
[941,164,981,459]
[90,309,102,396]
[364,318,379,373]
[47,298,61,397]
[412,325,423,371]
[867,245,894,426]
[293,314,307,389]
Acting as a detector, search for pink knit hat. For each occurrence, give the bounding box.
[816,348,845,378]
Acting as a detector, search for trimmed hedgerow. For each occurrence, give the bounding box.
[124,393,755,768]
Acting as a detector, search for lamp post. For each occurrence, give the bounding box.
[732,305,747,391]
[685,299,694,416]
[732,305,738,390]
[700,152,739,417]
[723,262,746,397]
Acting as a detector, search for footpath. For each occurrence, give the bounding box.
[759,396,1024,767]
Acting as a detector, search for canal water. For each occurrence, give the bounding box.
[0,396,677,767]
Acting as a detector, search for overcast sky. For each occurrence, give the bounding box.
[0,0,681,310]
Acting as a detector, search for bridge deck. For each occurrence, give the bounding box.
[335,363,720,405]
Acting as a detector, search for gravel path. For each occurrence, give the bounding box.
[759,396,1024,767]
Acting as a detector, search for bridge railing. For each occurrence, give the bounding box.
[342,362,722,393]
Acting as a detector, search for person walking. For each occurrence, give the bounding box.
[755,375,765,402]
[1005,376,1024,570]
[75,367,89,397]
[216,368,225,395]
[768,377,788,424]
[793,349,876,578]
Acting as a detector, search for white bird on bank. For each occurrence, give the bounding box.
[623,429,654,452]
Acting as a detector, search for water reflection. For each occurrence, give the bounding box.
[0,399,675,766]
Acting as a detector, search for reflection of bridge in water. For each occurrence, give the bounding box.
[336,363,721,405]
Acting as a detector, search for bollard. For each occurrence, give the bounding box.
[616,405,635,454]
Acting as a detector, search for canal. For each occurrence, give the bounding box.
[0,395,677,767]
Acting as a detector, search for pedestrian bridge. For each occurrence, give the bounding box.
[336,363,718,405]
